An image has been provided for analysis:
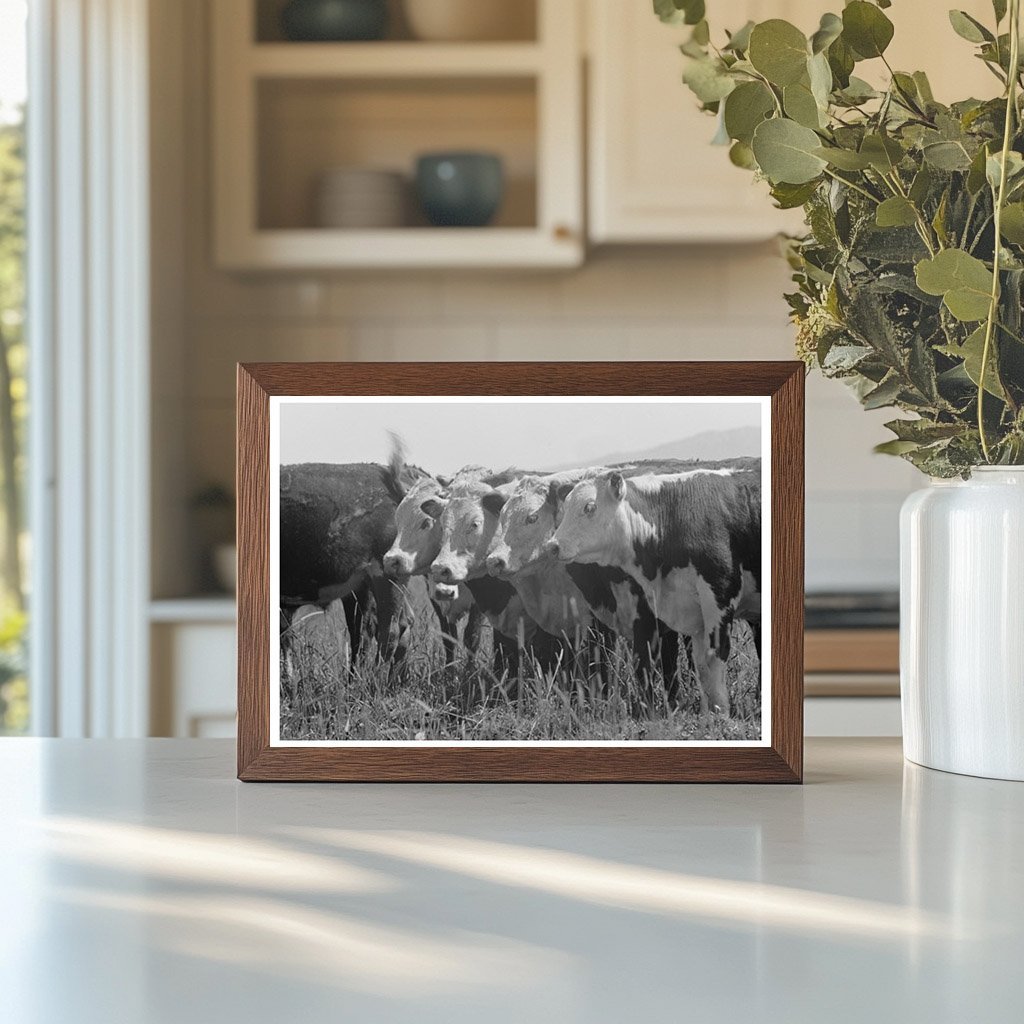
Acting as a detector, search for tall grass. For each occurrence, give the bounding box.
[279,583,761,742]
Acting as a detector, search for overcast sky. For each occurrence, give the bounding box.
[277,398,763,472]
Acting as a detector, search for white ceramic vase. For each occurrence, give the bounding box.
[901,467,1024,781]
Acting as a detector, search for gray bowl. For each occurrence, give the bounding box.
[280,0,388,42]
[415,152,505,228]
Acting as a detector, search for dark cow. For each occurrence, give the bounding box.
[279,462,420,680]
[549,466,761,715]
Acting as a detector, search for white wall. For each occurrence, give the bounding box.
[155,0,920,599]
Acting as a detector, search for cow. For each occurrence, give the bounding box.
[484,469,685,709]
[548,467,761,716]
[279,462,421,686]
[431,476,612,688]
[428,477,570,680]
[381,458,522,669]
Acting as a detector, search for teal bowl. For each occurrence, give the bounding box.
[415,152,505,228]
[281,0,388,42]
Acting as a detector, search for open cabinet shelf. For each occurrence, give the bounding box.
[212,0,582,269]
[249,42,546,77]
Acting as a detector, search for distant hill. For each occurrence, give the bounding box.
[557,425,761,471]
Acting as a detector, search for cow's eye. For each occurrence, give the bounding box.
[584,501,596,516]
[419,519,432,531]
[525,512,539,525]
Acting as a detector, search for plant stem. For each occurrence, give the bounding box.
[979,0,1021,462]
[822,167,881,204]
[884,170,939,255]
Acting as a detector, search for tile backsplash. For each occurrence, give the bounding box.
[181,246,917,593]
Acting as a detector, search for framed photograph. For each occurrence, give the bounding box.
[237,362,804,782]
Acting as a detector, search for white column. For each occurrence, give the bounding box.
[28,0,150,736]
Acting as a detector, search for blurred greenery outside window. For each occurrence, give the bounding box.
[0,0,28,734]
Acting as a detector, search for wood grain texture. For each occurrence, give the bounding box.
[236,365,270,778]
[805,629,900,674]
[236,361,805,783]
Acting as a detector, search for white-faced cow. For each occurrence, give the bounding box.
[382,460,524,668]
[549,467,761,715]
[485,469,686,707]
[279,462,420,680]
[429,477,569,678]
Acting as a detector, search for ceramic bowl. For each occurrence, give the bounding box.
[281,0,388,42]
[316,168,407,228]
[415,152,504,228]
[403,0,534,42]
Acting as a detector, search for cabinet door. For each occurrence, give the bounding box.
[587,0,995,244]
[587,0,807,243]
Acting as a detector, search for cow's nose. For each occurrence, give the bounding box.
[486,553,507,576]
[431,563,453,582]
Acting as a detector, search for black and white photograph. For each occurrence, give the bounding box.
[271,396,771,746]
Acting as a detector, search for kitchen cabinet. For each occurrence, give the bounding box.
[150,600,237,737]
[586,0,998,244]
[587,0,811,243]
[211,0,583,269]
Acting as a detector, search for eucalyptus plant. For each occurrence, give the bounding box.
[657,0,1024,475]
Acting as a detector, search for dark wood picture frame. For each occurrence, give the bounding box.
[237,362,804,782]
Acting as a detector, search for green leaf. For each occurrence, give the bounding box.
[827,35,855,88]
[729,140,757,169]
[932,190,950,247]
[653,0,705,26]
[842,1,895,59]
[876,196,918,228]
[784,81,824,129]
[922,140,973,171]
[814,145,872,170]
[682,57,736,104]
[751,118,828,184]
[986,150,1024,191]
[748,20,809,86]
[862,374,903,409]
[874,439,922,455]
[807,51,833,109]
[770,180,820,209]
[913,71,935,104]
[915,249,994,321]
[909,164,933,205]
[1000,203,1024,245]
[837,76,879,104]
[948,10,994,44]
[940,325,1006,398]
[724,20,755,53]
[723,81,775,144]
[967,144,991,193]
[884,418,963,443]
[810,12,843,54]
[860,133,904,173]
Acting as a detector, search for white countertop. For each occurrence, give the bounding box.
[1,738,1020,1023]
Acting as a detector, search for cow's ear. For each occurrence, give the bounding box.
[546,481,573,508]
[420,498,445,519]
[481,490,507,518]
[609,473,626,502]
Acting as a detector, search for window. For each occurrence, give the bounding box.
[0,0,28,734]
